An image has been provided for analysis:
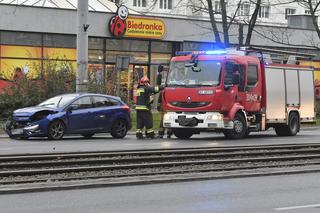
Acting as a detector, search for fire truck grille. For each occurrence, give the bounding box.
[170,101,210,108]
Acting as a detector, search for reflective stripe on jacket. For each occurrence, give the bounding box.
[135,85,160,111]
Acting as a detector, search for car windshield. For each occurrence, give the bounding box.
[166,60,221,87]
[38,94,79,108]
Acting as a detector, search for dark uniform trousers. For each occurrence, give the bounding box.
[136,110,154,138]
[135,85,160,139]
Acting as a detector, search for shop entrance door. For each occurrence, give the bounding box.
[105,64,148,105]
[131,65,148,105]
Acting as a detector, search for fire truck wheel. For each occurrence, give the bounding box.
[275,112,299,136]
[172,129,193,139]
[223,113,247,139]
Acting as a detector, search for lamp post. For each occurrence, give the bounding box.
[76,0,89,92]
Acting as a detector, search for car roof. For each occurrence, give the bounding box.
[67,93,122,101]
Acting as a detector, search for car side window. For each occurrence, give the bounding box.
[93,96,119,108]
[72,97,92,109]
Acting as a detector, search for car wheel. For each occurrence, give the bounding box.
[48,120,65,140]
[223,113,247,139]
[173,129,193,139]
[111,119,128,139]
[82,133,94,138]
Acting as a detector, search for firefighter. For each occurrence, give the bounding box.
[136,76,163,139]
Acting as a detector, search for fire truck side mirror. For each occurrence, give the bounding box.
[156,73,162,86]
[232,73,240,85]
[158,65,163,73]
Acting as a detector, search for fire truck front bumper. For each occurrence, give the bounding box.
[162,112,233,129]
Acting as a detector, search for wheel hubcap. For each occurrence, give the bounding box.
[50,122,63,138]
[115,121,126,135]
[234,120,243,133]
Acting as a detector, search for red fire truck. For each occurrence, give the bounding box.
[161,48,316,139]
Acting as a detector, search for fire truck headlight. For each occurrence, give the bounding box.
[207,114,223,121]
[164,113,173,121]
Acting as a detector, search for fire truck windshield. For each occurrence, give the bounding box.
[166,60,221,87]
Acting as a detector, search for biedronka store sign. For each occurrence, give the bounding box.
[108,5,165,39]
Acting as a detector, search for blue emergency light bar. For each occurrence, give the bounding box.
[175,49,227,56]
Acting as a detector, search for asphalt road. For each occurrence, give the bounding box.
[1,172,320,213]
[0,128,319,155]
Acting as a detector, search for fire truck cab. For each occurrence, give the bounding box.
[161,49,315,139]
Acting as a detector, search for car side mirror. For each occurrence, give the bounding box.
[67,104,79,112]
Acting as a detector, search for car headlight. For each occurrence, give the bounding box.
[24,124,39,131]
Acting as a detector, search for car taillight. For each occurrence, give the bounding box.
[122,105,130,112]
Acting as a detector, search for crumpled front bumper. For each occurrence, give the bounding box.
[4,118,46,137]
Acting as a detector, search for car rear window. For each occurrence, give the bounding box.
[93,96,119,107]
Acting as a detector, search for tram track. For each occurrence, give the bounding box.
[1,143,320,193]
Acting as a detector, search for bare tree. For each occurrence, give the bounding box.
[187,0,262,46]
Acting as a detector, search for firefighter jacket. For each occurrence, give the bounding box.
[135,85,161,111]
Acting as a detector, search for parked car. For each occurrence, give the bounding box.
[4,93,131,140]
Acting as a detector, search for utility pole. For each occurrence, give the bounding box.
[76,0,89,92]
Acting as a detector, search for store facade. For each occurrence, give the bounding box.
[0,3,319,104]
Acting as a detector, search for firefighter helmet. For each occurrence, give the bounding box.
[140,76,150,85]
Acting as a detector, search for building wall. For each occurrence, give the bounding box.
[0,4,319,50]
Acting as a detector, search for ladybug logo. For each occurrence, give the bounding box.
[109,5,129,37]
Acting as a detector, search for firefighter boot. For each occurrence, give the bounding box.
[146,130,155,139]
[136,129,143,139]
[167,129,173,139]
[158,129,164,139]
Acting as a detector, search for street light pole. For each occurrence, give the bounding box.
[76,0,89,92]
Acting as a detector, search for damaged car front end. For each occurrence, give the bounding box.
[5,107,58,139]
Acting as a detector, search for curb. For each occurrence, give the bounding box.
[0,126,319,139]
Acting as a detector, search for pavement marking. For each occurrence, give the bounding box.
[274,203,320,211]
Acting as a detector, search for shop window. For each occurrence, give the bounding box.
[0,45,41,59]
[89,37,104,50]
[0,31,42,46]
[105,64,117,95]
[43,34,76,48]
[43,47,76,60]
[105,51,148,64]
[88,64,104,85]
[89,50,104,62]
[151,53,171,64]
[106,39,148,52]
[183,42,217,52]
[0,59,41,80]
[151,41,172,53]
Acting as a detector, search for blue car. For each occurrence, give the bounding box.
[5,93,131,140]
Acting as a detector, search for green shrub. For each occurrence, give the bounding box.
[0,60,76,119]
